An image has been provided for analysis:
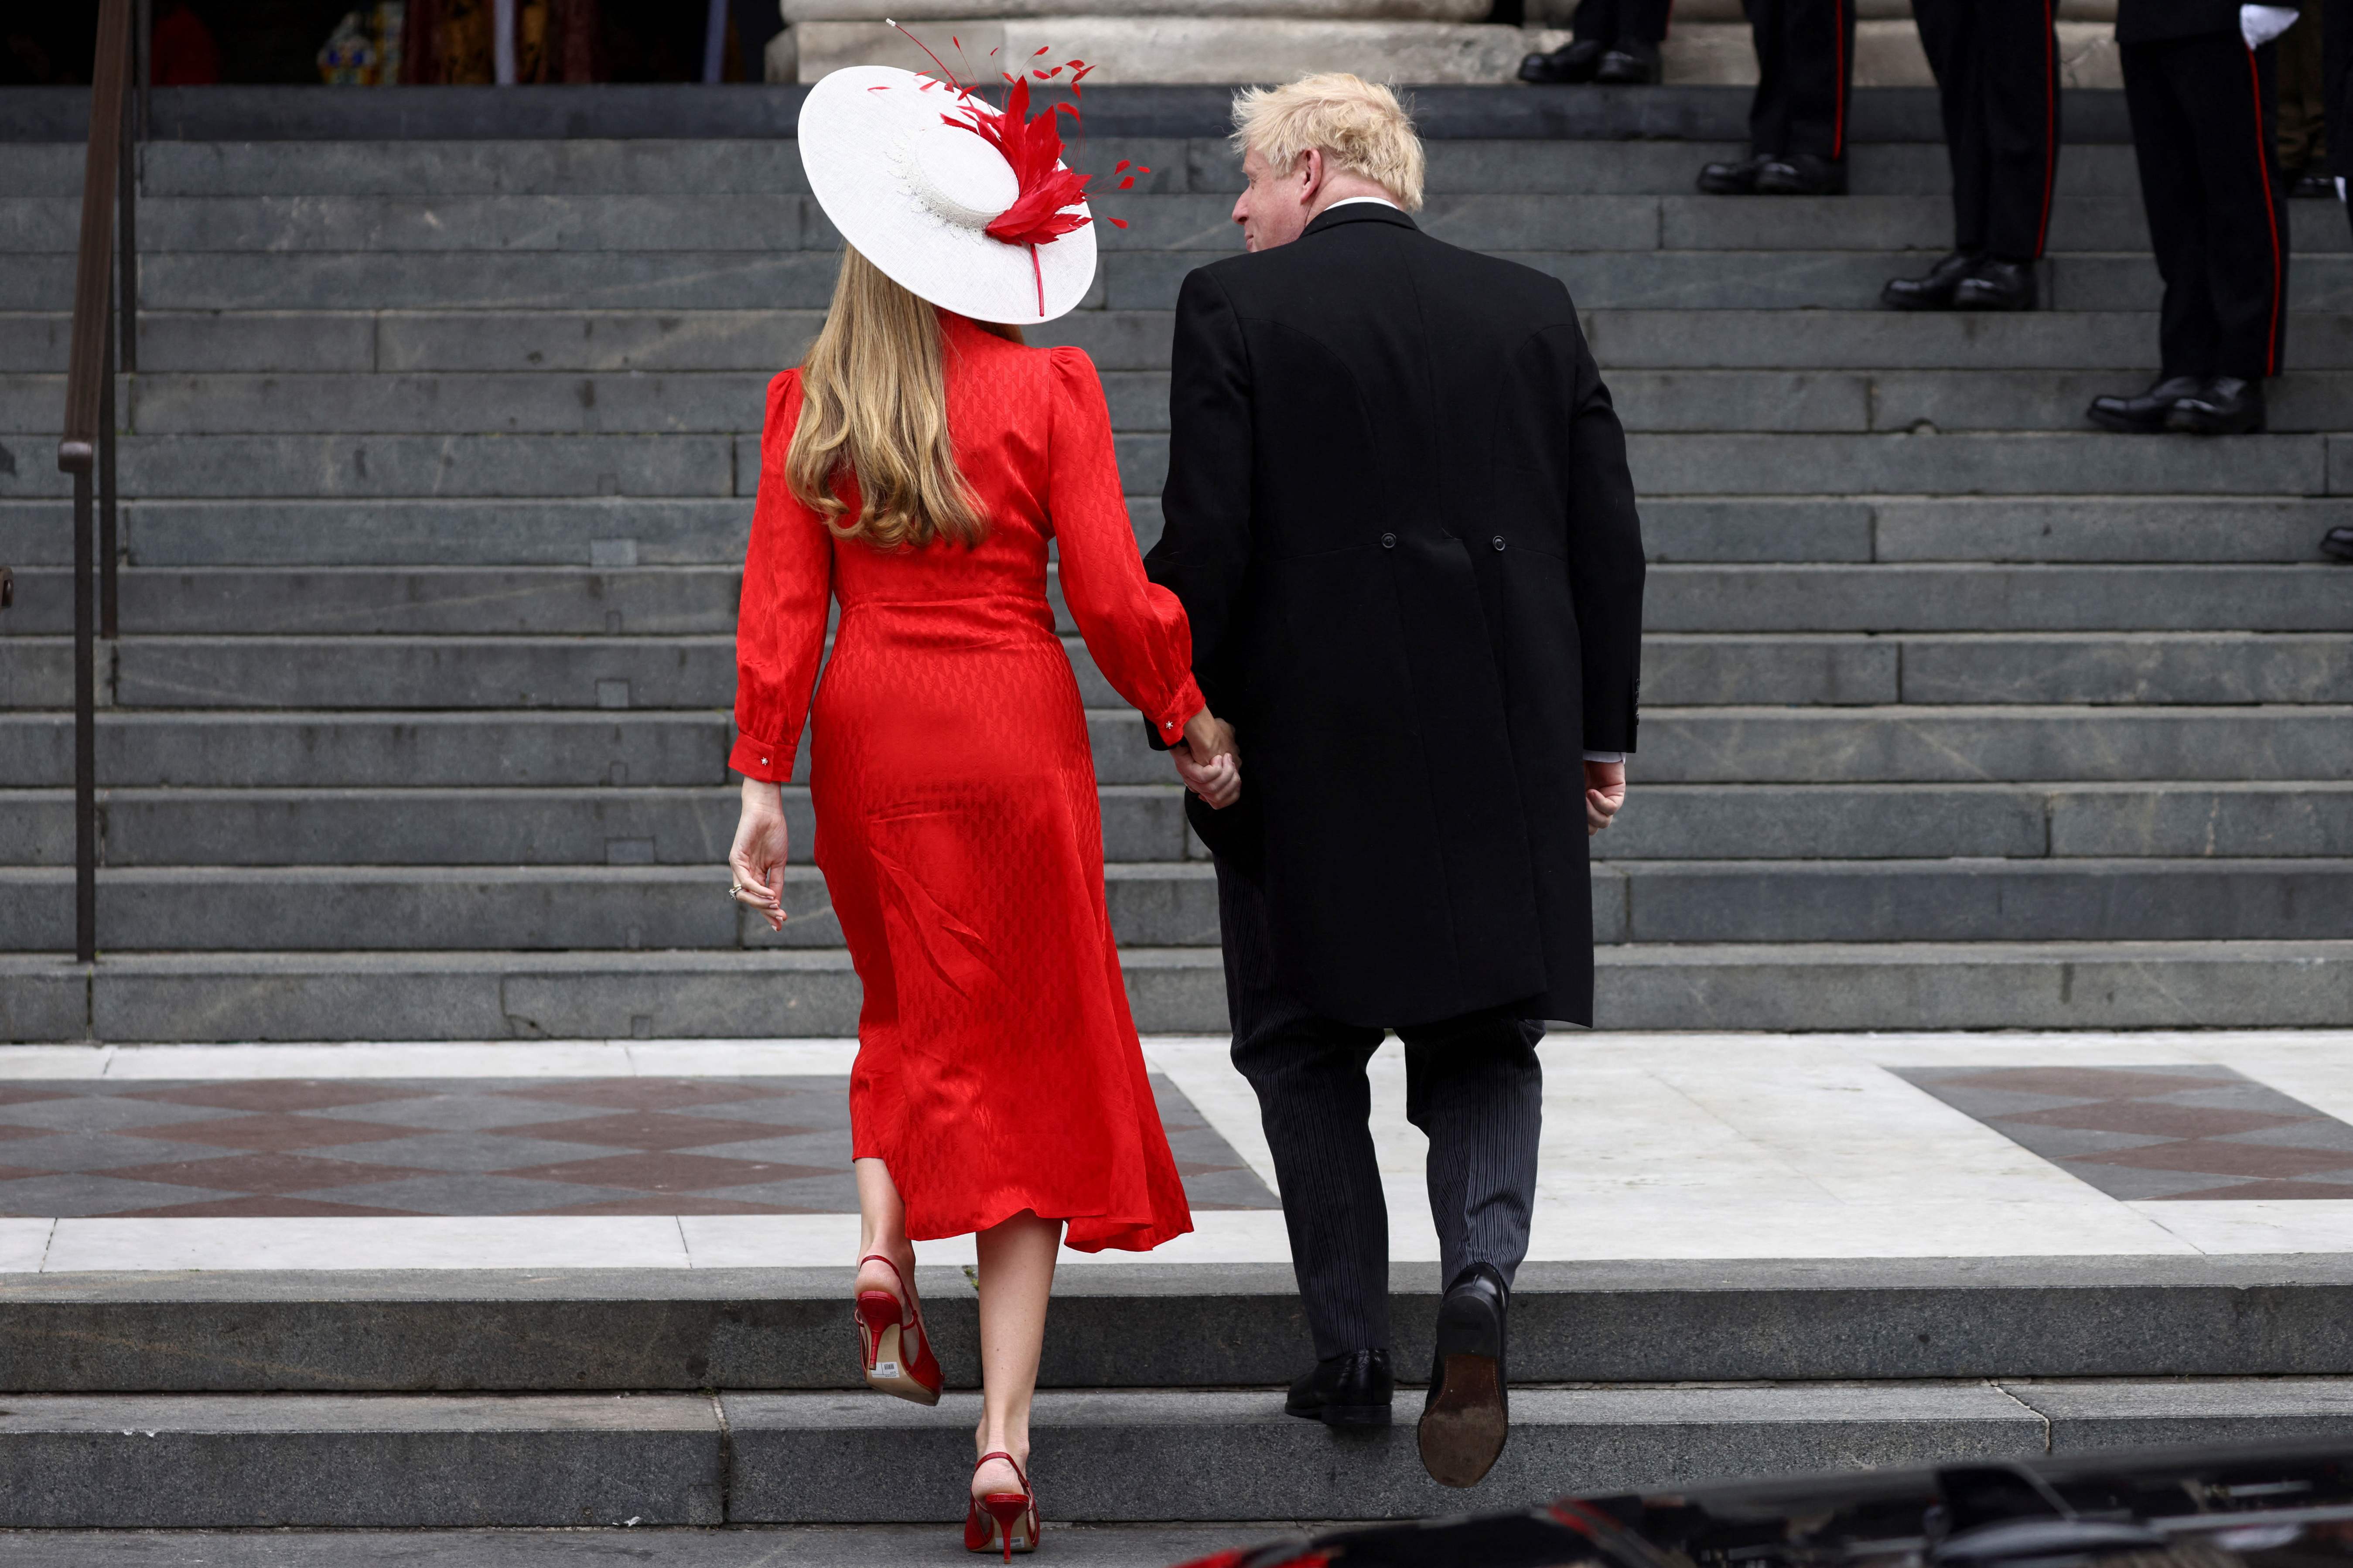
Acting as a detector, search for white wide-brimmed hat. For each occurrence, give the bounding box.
[799,64,1099,325]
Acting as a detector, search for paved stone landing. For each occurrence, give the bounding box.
[0,1074,1276,1219]
[1899,1064,2353,1201]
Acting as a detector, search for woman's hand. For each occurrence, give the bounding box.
[1174,707,1241,810]
[729,777,790,932]
[1585,759,1626,837]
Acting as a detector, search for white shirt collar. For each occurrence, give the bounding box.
[1323,194,1403,213]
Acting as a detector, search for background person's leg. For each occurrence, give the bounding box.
[1400,1013,1544,1291]
[1780,0,1855,163]
[1911,0,1985,252]
[2125,37,2222,379]
[2179,34,2289,378]
[1748,0,1792,157]
[1978,0,2063,262]
[1218,859,1392,1360]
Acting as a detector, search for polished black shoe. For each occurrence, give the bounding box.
[2293,170,2337,198]
[2087,374,2206,433]
[1595,41,1661,84]
[2167,376,2267,434]
[1418,1263,1509,1488]
[1881,249,1981,311]
[1285,1348,1393,1427]
[2322,525,2353,562]
[1696,153,1773,194]
[1519,37,1605,84]
[1755,152,1848,195]
[1953,257,2035,310]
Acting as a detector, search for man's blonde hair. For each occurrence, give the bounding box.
[1230,73,1425,212]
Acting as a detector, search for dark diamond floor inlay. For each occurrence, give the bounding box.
[0,1076,1280,1218]
[1898,1064,2353,1200]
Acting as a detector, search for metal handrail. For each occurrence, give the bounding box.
[56,0,137,966]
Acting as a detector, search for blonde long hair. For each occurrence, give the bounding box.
[786,245,1022,551]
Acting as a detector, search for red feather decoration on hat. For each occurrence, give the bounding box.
[943,77,1093,251]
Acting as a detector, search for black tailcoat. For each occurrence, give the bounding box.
[1144,204,1646,1030]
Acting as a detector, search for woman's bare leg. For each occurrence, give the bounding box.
[972,1210,1061,1499]
[854,1157,917,1304]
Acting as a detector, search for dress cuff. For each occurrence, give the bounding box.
[1152,677,1208,749]
[729,731,795,782]
[1582,750,1626,764]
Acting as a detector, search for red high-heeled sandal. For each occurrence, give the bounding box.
[963,1450,1039,1561]
[853,1253,943,1405]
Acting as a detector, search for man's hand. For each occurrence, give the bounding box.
[1175,708,1241,809]
[1585,759,1626,836]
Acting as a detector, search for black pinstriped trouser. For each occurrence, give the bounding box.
[1215,856,1544,1363]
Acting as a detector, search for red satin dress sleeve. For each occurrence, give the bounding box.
[729,371,831,784]
[731,314,1194,1254]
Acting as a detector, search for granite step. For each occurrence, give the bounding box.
[0,784,1198,868]
[5,706,2350,788]
[7,136,2151,201]
[7,1258,2351,1393]
[27,306,2344,378]
[0,1377,2344,1527]
[6,940,2351,1039]
[4,859,2345,952]
[3,430,2345,506]
[9,495,2342,569]
[3,783,2347,868]
[10,630,2347,710]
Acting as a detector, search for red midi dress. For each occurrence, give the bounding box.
[730,312,1201,1253]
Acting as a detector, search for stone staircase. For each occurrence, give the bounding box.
[0,1257,2345,1526]
[1,87,2350,1042]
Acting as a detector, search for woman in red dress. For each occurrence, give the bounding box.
[725,61,1238,1556]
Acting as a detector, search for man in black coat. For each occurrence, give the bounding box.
[1144,74,1647,1490]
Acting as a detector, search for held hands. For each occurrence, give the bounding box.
[1173,708,1242,809]
[728,777,790,932]
[1585,759,1626,837]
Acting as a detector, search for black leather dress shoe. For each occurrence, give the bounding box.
[1519,37,1605,84]
[1595,41,1661,83]
[1881,249,1981,310]
[1755,152,1848,195]
[1954,257,2035,310]
[1697,153,1773,194]
[2087,374,2206,433]
[2167,376,2267,434]
[1285,1348,1393,1426]
[1417,1263,1509,1488]
[2294,170,2336,198]
[2322,526,2353,562]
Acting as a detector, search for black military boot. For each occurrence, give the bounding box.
[2087,374,2206,433]
[1595,41,1661,83]
[1285,1348,1393,1426]
[1882,250,1981,310]
[1954,258,2036,310]
[2166,376,2267,434]
[1755,152,1848,195]
[1697,153,1774,194]
[1519,38,1605,83]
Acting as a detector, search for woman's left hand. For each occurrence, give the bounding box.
[730,778,790,932]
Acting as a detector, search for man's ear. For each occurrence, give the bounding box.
[1296,148,1324,205]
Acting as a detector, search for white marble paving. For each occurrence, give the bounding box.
[1,1032,2350,1271]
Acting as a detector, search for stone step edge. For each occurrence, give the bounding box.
[0,1378,2341,1529]
[7,943,2349,1040]
[3,1257,2350,1394]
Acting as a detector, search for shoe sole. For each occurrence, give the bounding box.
[1417,1352,1507,1487]
[1284,1399,1393,1425]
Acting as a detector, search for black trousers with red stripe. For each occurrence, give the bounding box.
[1571,0,1671,46]
[2123,33,2290,379]
[1913,0,2063,260]
[1744,0,1856,162]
